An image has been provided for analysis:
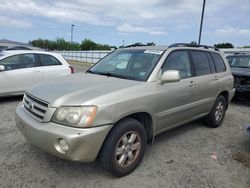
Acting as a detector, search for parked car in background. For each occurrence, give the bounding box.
[15,44,234,177]
[226,54,250,94]
[0,50,73,96]
[4,46,34,51]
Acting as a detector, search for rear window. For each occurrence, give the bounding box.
[210,53,226,72]
[190,51,211,76]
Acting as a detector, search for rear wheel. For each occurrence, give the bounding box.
[98,118,146,177]
[205,95,227,128]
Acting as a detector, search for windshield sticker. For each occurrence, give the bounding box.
[144,50,163,55]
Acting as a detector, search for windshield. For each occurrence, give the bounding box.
[88,49,163,81]
[227,56,250,68]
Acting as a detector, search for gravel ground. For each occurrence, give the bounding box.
[0,62,249,188]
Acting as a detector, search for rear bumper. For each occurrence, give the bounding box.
[15,103,112,162]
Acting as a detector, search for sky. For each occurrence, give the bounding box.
[0,0,250,47]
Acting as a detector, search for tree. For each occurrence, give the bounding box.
[80,39,116,50]
[29,38,116,51]
[80,39,97,50]
[214,43,234,48]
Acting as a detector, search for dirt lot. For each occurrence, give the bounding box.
[0,63,249,188]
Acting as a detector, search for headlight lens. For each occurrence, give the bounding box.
[52,106,97,127]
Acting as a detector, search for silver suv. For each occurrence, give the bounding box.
[15,43,235,177]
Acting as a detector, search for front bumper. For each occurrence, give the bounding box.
[235,84,250,93]
[15,103,112,162]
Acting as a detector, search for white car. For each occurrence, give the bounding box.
[0,50,73,96]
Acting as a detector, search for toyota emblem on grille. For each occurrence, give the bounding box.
[27,101,34,110]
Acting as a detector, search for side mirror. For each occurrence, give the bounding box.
[161,70,181,84]
[0,65,5,71]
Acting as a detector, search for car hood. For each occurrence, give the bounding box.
[27,73,141,107]
[231,67,250,77]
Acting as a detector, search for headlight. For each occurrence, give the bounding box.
[52,106,97,127]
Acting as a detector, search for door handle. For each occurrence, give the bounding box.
[214,76,219,80]
[189,81,196,87]
[33,70,40,73]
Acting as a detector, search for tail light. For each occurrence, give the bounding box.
[69,66,74,74]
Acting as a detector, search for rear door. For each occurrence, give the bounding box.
[36,54,70,82]
[0,54,41,95]
[188,50,220,115]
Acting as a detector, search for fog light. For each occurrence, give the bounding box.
[55,138,69,154]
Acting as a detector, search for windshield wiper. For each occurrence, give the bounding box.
[97,72,129,80]
[86,70,93,73]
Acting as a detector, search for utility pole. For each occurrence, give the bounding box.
[71,24,75,43]
[198,0,206,45]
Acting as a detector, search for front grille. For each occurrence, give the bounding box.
[22,93,49,121]
[240,76,250,86]
[234,76,250,86]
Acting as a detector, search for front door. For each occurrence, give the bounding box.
[155,50,196,133]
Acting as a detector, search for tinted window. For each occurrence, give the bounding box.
[206,53,216,73]
[39,54,61,66]
[162,51,192,79]
[210,53,226,72]
[190,51,211,76]
[0,54,36,70]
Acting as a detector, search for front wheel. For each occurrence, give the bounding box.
[98,118,147,177]
[205,95,227,128]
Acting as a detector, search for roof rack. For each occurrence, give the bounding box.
[169,43,219,51]
[124,44,149,48]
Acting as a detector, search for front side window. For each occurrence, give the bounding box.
[190,51,211,76]
[89,49,163,81]
[0,54,36,70]
[161,51,192,79]
[227,55,250,68]
[39,54,62,66]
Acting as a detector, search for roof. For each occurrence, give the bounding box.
[120,45,168,51]
[0,50,61,59]
[226,54,250,57]
[120,43,222,52]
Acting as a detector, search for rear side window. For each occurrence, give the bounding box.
[190,51,211,76]
[39,54,61,66]
[210,53,226,72]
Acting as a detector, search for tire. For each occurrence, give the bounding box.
[205,95,227,128]
[98,118,147,177]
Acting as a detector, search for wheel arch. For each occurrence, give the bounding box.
[97,111,154,159]
[218,90,229,109]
